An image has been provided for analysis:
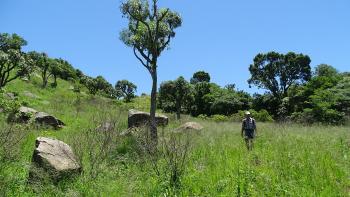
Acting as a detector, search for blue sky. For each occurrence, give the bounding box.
[1,0,349,94]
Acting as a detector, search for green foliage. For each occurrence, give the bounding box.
[189,82,212,116]
[315,64,338,77]
[80,75,115,98]
[120,0,183,141]
[115,79,137,102]
[252,109,274,122]
[230,110,274,122]
[55,58,77,81]
[120,0,182,56]
[158,76,192,119]
[248,51,311,99]
[0,33,29,89]
[0,76,349,196]
[291,89,346,124]
[210,114,229,122]
[287,64,347,124]
[190,71,210,84]
[26,51,53,88]
[0,93,21,114]
[331,76,350,115]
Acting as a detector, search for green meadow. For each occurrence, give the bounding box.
[1,78,349,196]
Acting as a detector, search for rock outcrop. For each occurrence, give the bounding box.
[8,106,64,128]
[177,122,204,131]
[128,109,168,128]
[14,106,38,123]
[34,112,65,129]
[30,137,81,182]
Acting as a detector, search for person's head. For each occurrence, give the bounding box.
[245,111,251,118]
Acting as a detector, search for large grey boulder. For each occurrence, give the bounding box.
[13,106,38,123]
[8,106,65,128]
[30,137,81,181]
[128,109,168,128]
[177,122,204,131]
[34,112,65,129]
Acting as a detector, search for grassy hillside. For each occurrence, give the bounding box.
[0,78,349,196]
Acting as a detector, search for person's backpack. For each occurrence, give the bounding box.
[243,118,255,130]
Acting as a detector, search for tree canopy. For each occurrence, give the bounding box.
[190,71,211,84]
[0,33,29,88]
[248,51,312,99]
[115,80,137,102]
[158,76,192,119]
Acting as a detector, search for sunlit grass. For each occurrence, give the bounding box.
[0,78,349,196]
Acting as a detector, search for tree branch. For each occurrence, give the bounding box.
[133,47,151,72]
[159,34,171,52]
[155,9,170,53]
[136,47,152,63]
[126,9,153,40]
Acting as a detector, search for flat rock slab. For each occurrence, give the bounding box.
[177,122,204,131]
[13,106,38,123]
[30,137,81,181]
[128,109,168,128]
[8,106,64,128]
[34,112,65,129]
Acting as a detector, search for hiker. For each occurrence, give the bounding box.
[241,111,257,151]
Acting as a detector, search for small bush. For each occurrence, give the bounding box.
[0,93,21,114]
[253,109,274,122]
[197,114,208,120]
[210,114,229,122]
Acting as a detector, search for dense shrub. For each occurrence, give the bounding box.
[210,114,229,122]
[0,92,21,114]
[230,110,274,122]
[291,108,345,125]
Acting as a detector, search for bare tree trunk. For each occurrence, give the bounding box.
[54,75,57,85]
[150,69,158,145]
[42,69,48,88]
[176,100,181,120]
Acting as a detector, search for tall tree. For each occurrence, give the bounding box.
[115,80,137,102]
[248,51,311,99]
[50,59,62,87]
[0,33,28,88]
[190,71,210,84]
[158,76,192,119]
[315,64,338,77]
[120,0,182,143]
[27,52,52,88]
[56,58,77,81]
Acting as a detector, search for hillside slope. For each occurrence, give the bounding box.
[0,77,349,196]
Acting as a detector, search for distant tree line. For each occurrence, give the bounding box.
[158,71,252,120]
[158,52,350,124]
[2,33,349,124]
[0,33,137,102]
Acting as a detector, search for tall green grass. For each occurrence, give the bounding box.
[0,78,349,196]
